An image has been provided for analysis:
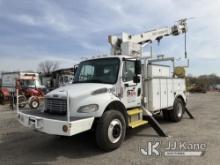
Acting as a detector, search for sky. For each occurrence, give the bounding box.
[0,0,220,76]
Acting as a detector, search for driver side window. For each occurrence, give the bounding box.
[122,61,135,82]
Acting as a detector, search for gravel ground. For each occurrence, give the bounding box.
[0,92,220,165]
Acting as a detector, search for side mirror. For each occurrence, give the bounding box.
[135,60,141,75]
[133,75,140,83]
[73,65,78,76]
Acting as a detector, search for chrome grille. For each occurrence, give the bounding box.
[45,98,67,114]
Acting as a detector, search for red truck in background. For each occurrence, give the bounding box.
[0,72,46,109]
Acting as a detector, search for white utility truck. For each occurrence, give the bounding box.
[17,19,192,151]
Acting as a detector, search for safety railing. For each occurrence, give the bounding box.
[16,89,70,122]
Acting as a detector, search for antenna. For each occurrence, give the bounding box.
[184,31,187,58]
[177,17,195,59]
[150,45,153,58]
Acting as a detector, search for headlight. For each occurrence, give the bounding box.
[77,104,99,113]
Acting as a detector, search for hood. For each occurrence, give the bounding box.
[26,88,39,95]
[46,83,113,98]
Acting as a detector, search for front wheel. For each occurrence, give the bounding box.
[29,98,40,109]
[95,110,126,151]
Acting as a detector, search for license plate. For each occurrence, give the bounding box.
[29,118,36,128]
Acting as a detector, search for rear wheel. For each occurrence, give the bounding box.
[17,95,27,108]
[169,98,184,122]
[0,92,5,105]
[95,110,126,151]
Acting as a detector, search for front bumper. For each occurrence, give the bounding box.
[17,111,94,136]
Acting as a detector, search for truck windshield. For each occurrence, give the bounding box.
[74,58,120,84]
[21,80,42,88]
[21,80,35,87]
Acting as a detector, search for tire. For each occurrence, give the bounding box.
[169,98,184,122]
[95,110,126,151]
[162,109,170,121]
[29,99,40,109]
[0,92,5,105]
[17,95,27,108]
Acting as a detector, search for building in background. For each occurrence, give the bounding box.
[41,67,75,91]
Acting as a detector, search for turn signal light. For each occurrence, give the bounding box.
[62,125,68,132]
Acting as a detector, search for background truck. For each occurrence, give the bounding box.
[17,19,191,151]
[0,72,46,108]
[40,67,76,91]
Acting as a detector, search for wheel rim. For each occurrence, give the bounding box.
[32,101,39,108]
[177,102,183,118]
[18,96,26,107]
[108,119,122,143]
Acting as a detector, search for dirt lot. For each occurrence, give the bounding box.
[0,92,220,165]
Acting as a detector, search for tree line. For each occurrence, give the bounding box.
[186,74,220,90]
[1,60,220,91]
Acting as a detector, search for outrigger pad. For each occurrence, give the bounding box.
[184,107,194,119]
[145,115,168,137]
